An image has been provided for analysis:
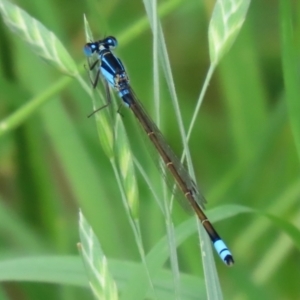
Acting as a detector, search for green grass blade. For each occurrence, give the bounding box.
[0,256,88,286]
[209,0,251,66]
[0,0,77,76]
[0,76,72,136]
[142,0,194,172]
[279,0,300,161]
[79,211,119,300]
[142,1,183,298]
[188,0,251,139]
[114,116,139,219]
[0,255,206,299]
[122,204,248,299]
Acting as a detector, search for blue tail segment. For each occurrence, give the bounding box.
[213,240,234,266]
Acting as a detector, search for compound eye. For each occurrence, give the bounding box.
[105,36,118,49]
[83,43,98,56]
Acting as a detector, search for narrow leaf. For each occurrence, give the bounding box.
[0,0,77,75]
[79,211,118,300]
[208,0,251,65]
[114,115,139,219]
[279,0,300,161]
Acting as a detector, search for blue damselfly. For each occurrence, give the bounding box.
[84,36,234,266]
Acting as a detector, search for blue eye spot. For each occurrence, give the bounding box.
[83,45,92,56]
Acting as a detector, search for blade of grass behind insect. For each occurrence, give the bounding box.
[279,0,300,162]
[0,0,77,136]
[0,0,78,76]
[187,0,251,141]
[0,76,72,136]
[143,0,181,298]
[0,255,207,299]
[0,256,88,287]
[121,204,249,300]
[143,2,226,297]
[112,118,158,298]
[142,0,194,173]
[0,205,247,299]
[79,211,118,300]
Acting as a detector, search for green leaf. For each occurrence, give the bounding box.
[0,0,77,75]
[0,256,88,286]
[0,255,206,299]
[208,0,251,65]
[122,204,249,299]
[279,0,300,161]
[79,211,119,300]
[114,115,139,219]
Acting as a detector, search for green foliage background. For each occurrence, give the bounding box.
[0,0,300,299]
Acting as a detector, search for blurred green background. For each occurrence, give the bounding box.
[0,0,300,299]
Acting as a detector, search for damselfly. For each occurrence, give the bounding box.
[84,36,234,266]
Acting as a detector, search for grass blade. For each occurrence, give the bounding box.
[79,211,119,300]
[279,0,300,161]
[0,0,77,76]
[209,0,251,66]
